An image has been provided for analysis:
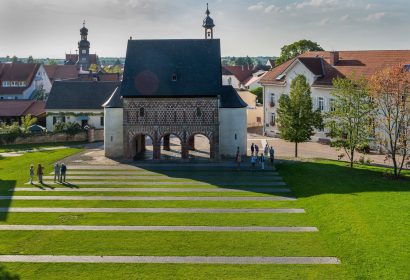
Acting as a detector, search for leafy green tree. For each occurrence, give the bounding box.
[27,56,35,63]
[276,39,324,65]
[20,114,38,133]
[11,56,19,63]
[89,63,98,73]
[277,75,323,157]
[47,59,57,65]
[250,87,263,104]
[326,76,375,168]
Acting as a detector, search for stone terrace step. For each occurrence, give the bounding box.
[0,255,341,264]
[0,207,305,213]
[0,196,297,201]
[0,225,317,232]
[26,181,287,186]
[12,187,292,193]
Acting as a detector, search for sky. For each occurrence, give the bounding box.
[0,0,409,58]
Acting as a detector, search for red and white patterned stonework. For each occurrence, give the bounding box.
[123,97,220,159]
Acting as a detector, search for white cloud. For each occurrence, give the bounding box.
[317,17,330,25]
[264,4,280,13]
[340,14,349,22]
[295,0,338,9]
[248,2,264,11]
[365,12,385,22]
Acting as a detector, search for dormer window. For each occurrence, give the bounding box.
[172,73,177,82]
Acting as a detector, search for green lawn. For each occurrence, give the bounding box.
[0,141,87,153]
[0,148,409,279]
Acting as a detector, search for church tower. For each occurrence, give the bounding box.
[78,21,91,70]
[202,3,215,39]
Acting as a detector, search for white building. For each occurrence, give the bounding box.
[0,63,52,100]
[45,81,119,131]
[260,50,410,141]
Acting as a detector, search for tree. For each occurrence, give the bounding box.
[89,63,98,73]
[369,63,410,178]
[27,56,35,63]
[47,59,57,65]
[326,76,375,168]
[20,114,38,133]
[250,87,263,104]
[11,56,19,63]
[276,75,323,157]
[276,39,324,65]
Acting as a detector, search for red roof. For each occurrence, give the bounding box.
[65,54,97,65]
[0,100,45,117]
[44,65,78,82]
[0,63,40,95]
[261,50,410,87]
[222,65,255,83]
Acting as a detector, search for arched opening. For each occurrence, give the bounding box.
[160,134,182,160]
[132,134,154,161]
[188,134,211,160]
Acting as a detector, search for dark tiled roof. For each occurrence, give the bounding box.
[220,86,247,108]
[45,81,119,110]
[120,39,222,97]
[0,63,40,95]
[298,57,324,76]
[0,100,45,117]
[65,54,97,65]
[102,86,122,108]
[261,50,410,86]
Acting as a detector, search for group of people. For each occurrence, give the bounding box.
[234,143,275,170]
[250,143,275,170]
[29,163,67,184]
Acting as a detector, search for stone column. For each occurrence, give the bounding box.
[153,142,161,160]
[188,135,195,150]
[163,135,170,151]
[181,143,189,160]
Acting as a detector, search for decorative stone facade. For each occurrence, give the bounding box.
[123,97,219,159]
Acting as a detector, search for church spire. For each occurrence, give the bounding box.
[202,3,215,39]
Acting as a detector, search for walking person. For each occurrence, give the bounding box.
[260,154,265,170]
[235,147,241,170]
[29,165,34,185]
[250,143,255,156]
[251,155,257,170]
[60,163,67,183]
[54,163,60,183]
[269,146,275,166]
[255,144,259,156]
[264,143,269,157]
[37,163,44,184]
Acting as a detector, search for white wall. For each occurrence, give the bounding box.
[263,60,332,140]
[104,108,124,158]
[46,110,104,132]
[222,75,241,89]
[219,108,247,157]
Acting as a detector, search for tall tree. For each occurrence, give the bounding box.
[21,114,38,133]
[277,75,323,157]
[11,56,19,63]
[27,56,35,63]
[326,76,375,168]
[276,39,324,65]
[369,63,410,178]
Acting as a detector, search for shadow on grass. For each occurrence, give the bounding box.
[106,159,409,198]
[0,180,16,221]
[0,266,20,280]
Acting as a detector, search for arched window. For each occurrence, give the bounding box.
[139,107,145,117]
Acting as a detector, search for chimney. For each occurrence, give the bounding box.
[330,51,339,66]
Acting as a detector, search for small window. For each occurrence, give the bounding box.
[319,97,324,112]
[172,73,177,82]
[330,99,336,112]
[100,116,104,126]
[196,107,202,117]
[270,113,276,126]
[82,50,86,54]
[139,107,145,117]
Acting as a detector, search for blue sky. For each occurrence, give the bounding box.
[0,0,409,58]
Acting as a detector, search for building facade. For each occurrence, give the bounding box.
[261,50,410,141]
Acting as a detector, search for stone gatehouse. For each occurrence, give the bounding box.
[103,6,247,160]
